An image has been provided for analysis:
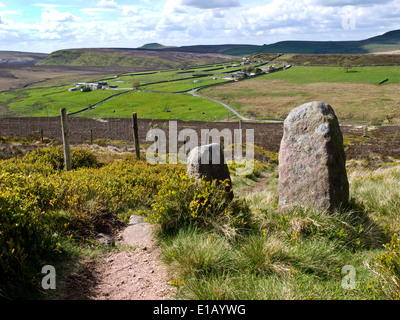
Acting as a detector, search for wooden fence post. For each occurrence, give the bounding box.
[132,112,140,160]
[60,108,72,171]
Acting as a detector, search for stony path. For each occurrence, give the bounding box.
[88,216,175,300]
[58,215,176,300]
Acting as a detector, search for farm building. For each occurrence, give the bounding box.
[68,81,108,92]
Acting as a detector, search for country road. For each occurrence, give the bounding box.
[188,88,251,121]
[188,88,283,123]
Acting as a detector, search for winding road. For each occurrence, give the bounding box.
[188,88,251,121]
[187,88,283,123]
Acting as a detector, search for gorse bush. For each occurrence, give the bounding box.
[0,148,188,298]
[145,172,252,238]
[367,234,400,300]
[23,146,100,170]
[0,172,63,297]
[0,145,253,298]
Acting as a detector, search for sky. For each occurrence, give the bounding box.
[0,0,399,53]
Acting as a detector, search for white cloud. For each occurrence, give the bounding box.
[122,5,139,16]
[97,0,119,9]
[41,9,80,23]
[306,0,392,7]
[181,0,241,9]
[2,0,400,53]
[33,3,60,8]
[164,0,187,14]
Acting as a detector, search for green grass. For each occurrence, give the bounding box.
[0,63,236,120]
[74,91,231,121]
[104,63,238,89]
[144,77,228,93]
[108,71,194,87]
[157,162,400,300]
[263,66,400,84]
[0,86,127,117]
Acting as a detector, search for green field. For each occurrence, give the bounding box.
[75,91,231,121]
[0,86,127,117]
[143,77,229,93]
[2,61,400,122]
[106,70,194,87]
[0,60,246,121]
[264,66,400,84]
[201,65,400,122]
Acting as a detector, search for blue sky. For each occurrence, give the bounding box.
[0,0,399,53]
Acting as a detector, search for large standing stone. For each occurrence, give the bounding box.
[187,143,233,197]
[278,101,349,211]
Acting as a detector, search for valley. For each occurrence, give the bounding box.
[2,30,400,301]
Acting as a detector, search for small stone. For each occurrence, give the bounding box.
[187,143,233,197]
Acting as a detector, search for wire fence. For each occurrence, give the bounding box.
[0,115,285,153]
[0,116,136,144]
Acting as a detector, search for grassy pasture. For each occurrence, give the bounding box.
[107,71,193,87]
[0,86,126,117]
[263,66,400,84]
[75,91,231,121]
[201,66,400,122]
[0,62,238,120]
[2,62,399,123]
[144,77,228,93]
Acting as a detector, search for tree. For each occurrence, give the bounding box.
[132,81,141,90]
[342,59,352,73]
[80,86,91,92]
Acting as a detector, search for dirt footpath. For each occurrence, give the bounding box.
[58,216,175,300]
[88,216,175,300]
[88,216,174,300]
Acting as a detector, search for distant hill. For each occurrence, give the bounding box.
[37,48,237,68]
[138,43,177,50]
[159,44,259,55]
[142,30,400,56]
[221,30,400,56]
[9,29,400,70]
[0,51,48,65]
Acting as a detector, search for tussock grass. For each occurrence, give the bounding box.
[159,160,400,300]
